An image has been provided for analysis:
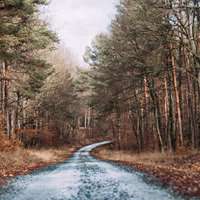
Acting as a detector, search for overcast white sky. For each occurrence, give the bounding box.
[42,0,119,66]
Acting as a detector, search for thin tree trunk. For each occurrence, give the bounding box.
[147,79,164,152]
[167,71,176,152]
[171,45,184,146]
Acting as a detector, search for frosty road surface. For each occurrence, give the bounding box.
[0,141,183,200]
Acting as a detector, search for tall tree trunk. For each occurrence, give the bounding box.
[147,79,164,152]
[2,61,11,137]
[164,75,169,146]
[171,45,184,146]
[167,71,176,152]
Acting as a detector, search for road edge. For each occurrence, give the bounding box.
[91,144,199,199]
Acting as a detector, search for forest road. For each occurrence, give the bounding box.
[0,141,184,200]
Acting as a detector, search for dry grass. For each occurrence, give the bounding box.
[94,147,199,166]
[27,146,76,163]
[0,123,78,184]
[0,146,77,181]
[94,148,176,164]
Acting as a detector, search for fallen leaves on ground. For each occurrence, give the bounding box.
[92,148,200,198]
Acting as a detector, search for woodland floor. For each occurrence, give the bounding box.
[0,145,78,185]
[92,145,200,198]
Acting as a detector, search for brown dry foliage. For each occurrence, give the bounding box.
[0,114,21,152]
[0,145,77,184]
[0,133,21,152]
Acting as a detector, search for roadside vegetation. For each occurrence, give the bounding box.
[0,0,82,146]
[0,135,77,185]
[83,0,200,198]
[84,0,200,153]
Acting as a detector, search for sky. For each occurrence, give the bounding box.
[42,0,119,66]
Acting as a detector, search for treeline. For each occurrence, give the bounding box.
[85,0,200,152]
[0,0,80,147]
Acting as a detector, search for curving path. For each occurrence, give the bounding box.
[0,141,184,200]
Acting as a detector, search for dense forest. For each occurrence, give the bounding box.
[0,0,87,147]
[84,0,200,153]
[1,0,200,154]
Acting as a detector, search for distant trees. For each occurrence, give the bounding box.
[85,0,200,152]
[37,50,80,145]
